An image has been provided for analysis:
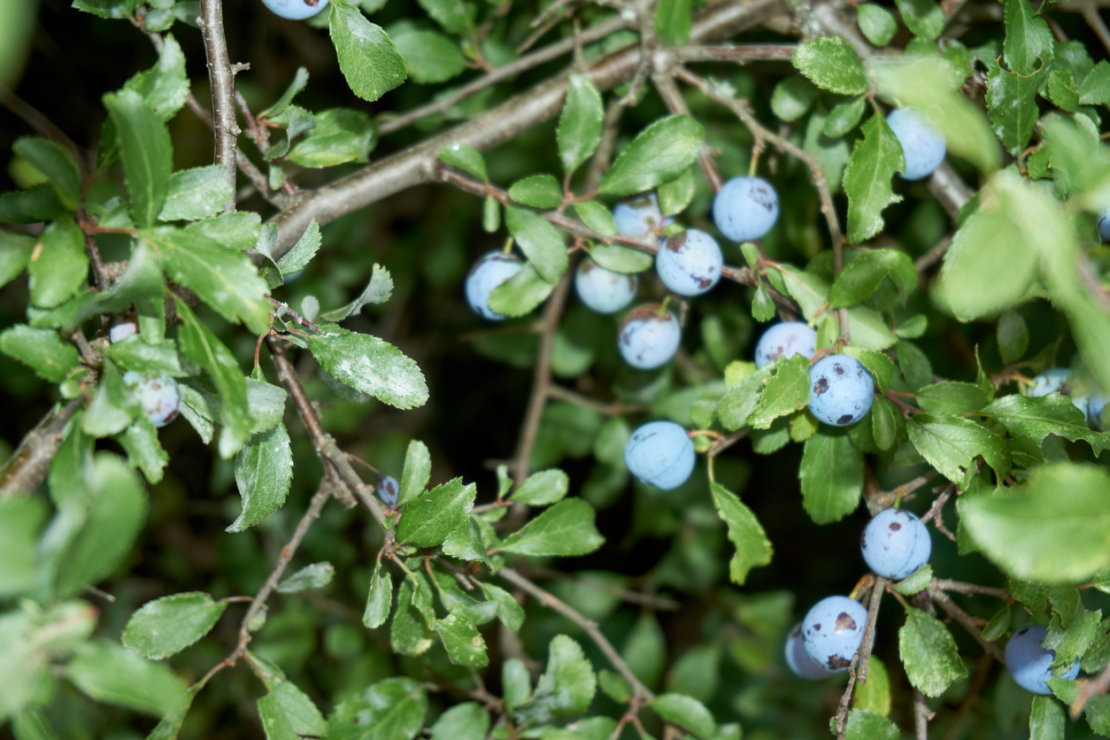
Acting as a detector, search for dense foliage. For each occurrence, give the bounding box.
[2,0,1110,738]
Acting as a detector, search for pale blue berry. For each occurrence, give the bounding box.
[861,508,932,581]
[613,192,666,236]
[109,320,138,344]
[712,176,779,242]
[886,108,946,181]
[466,251,523,321]
[377,474,400,507]
[623,420,695,490]
[576,258,639,314]
[618,304,681,369]
[785,622,834,680]
[754,322,817,369]
[122,371,181,428]
[808,355,874,427]
[656,229,722,296]
[802,596,869,672]
[261,0,329,19]
[1098,206,1110,242]
[1005,625,1080,695]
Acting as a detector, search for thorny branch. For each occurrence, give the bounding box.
[197,0,241,213]
[0,398,84,498]
[833,576,886,740]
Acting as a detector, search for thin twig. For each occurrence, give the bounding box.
[1082,6,1110,54]
[0,398,84,499]
[833,578,886,739]
[499,566,656,701]
[197,0,241,213]
[0,87,88,180]
[932,579,1011,601]
[914,235,952,277]
[544,384,650,415]
[518,564,680,610]
[867,470,939,514]
[236,477,335,652]
[1073,662,1110,717]
[651,72,722,192]
[928,584,1007,664]
[674,44,796,62]
[913,688,931,740]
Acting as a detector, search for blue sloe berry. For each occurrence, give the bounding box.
[123,371,181,428]
[261,0,329,19]
[802,595,869,672]
[623,420,695,490]
[465,251,523,321]
[655,229,722,297]
[886,108,946,181]
[808,355,875,427]
[861,508,932,581]
[618,304,681,369]
[712,176,779,242]
[754,322,817,369]
[1099,206,1110,242]
[575,258,639,314]
[377,474,400,507]
[1005,625,1080,695]
[110,319,138,344]
[613,192,669,237]
[785,622,834,680]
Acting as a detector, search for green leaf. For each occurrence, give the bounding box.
[258,693,298,740]
[277,562,334,593]
[229,422,293,532]
[978,394,1109,455]
[506,205,568,283]
[899,607,968,696]
[823,96,868,138]
[508,175,563,210]
[0,498,46,598]
[483,196,500,232]
[438,143,486,181]
[658,167,696,216]
[66,640,187,717]
[892,564,933,595]
[844,709,898,740]
[415,0,471,34]
[146,228,271,334]
[276,219,321,275]
[317,264,394,322]
[124,32,189,121]
[907,414,1008,487]
[710,483,772,585]
[1047,70,1079,112]
[435,612,488,667]
[363,562,394,629]
[12,707,62,740]
[396,478,476,547]
[329,1,407,103]
[747,354,812,429]
[122,592,228,660]
[915,381,993,416]
[29,219,88,309]
[0,184,69,224]
[107,337,187,377]
[573,201,617,237]
[103,88,173,229]
[83,360,136,438]
[654,0,691,45]
[1029,695,1065,740]
[175,300,253,458]
[0,325,80,382]
[54,453,148,598]
[770,78,816,122]
[286,108,376,168]
[799,431,863,524]
[1004,0,1053,75]
[12,137,81,209]
[894,0,945,39]
[792,36,868,95]
[587,243,652,273]
[513,635,596,727]
[997,311,1028,365]
[986,57,1048,156]
[498,499,605,557]
[306,325,428,410]
[598,115,705,196]
[387,23,467,84]
[430,702,490,740]
[247,655,328,737]
[0,231,33,289]
[558,74,604,175]
[843,114,904,244]
[1078,60,1110,106]
[852,657,891,716]
[159,166,234,221]
[652,693,716,740]
[397,439,431,506]
[119,415,169,484]
[442,518,493,566]
[512,469,569,506]
[830,249,916,308]
[488,262,556,317]
[328,677,428,740]
[961,463,1110,583]
[479,582,525,630]
[857,4,897,46]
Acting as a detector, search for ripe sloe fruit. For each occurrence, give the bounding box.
[261,0,329,19]
[754,322,817,369]
[575,258,639,314]
[861,508,932,581]
[656,229,722,297]
[465,251,523,321]
[712,176,779,242]
[802,595,869,672]
[123,371,181,428]
[886,108,946,181]
[377,474,400,507]
[808,355,874,427]
[1005,625,1080,695]
[784,622,834,680]
[618,304,681,369]
[623,420,695,490]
